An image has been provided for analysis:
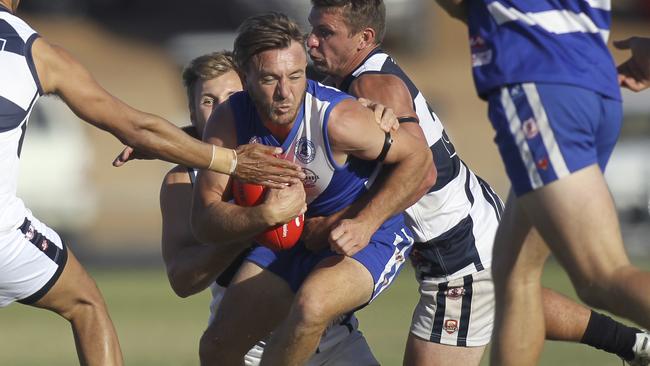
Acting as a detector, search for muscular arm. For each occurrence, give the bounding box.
[32,37,303,186]
[347,74,437,221]
[160,166,248,298]
[190,102,306,245]
[327,98,433,252]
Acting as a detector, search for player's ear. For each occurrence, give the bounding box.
[359,27,376,49]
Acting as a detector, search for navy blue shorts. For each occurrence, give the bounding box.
[246,215,413,303]
[487,83,622,196]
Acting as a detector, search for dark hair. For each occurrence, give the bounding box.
[233,12,306,70]
[311,0,386,43]
[182,51,236,103]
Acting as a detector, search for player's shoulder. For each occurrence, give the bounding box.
[351,73,408,94]
[306,79,351,103]
[163,165,193,186]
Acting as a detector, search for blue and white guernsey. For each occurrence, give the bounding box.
[467,0,620,100]
[0,8,43,234]
[340,49,502,281]
[230,79,402,228]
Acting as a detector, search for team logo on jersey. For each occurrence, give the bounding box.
[40,239,48,251]
[470,35,492,67]
[395,253,405,263]
[444,319,459,334]
[522,118,539,139]
[25,224,35,241]
[295,137,316,163]
[445,287,466,300]
[302,168,319,188]
[537,157,549,171]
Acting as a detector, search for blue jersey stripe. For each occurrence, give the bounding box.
[469,0,619,100]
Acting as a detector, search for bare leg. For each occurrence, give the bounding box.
[199,261,294,366]
[490,191,545,366]
[32,249,123,366]
[543,288,592,341]
[521,165,650,328]
[403,334,485,366]
[261,256,374,366]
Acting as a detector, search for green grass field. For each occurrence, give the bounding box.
[0,260,646,365]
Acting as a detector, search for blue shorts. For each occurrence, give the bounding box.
[246,215,413,303]
[487,83,622,196]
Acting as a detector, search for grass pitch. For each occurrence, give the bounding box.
[0,260,646,365]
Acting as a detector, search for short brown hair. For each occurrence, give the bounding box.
[233,12,306,70]
[182,51,236,102]
[311,0,386,43]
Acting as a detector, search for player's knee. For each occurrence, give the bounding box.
[292,294,332,332]
[59,289,108,323]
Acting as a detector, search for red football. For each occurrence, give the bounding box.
[231,180,303,251]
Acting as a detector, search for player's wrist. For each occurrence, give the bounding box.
[207,145,237,175]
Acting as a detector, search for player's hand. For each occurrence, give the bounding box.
[329,218,375,256]
[234,144,306,189]
[112,146,154,167]
[358,98,399,133]
[614,37,650,92]
[302,216,334,252]
[262,182,307,226]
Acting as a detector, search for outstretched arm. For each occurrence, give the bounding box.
[32,37,304,187]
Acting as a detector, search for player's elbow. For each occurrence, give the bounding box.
[166,265,198,298]
[423,160,437,192]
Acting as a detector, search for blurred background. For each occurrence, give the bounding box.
[2,1,650,365]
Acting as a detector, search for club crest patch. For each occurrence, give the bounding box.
[295,137,316,163]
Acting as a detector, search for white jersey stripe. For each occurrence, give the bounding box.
[522,83,570,179]
[500,87,543,190]
[487,2,609,42]
[585,0,611,11]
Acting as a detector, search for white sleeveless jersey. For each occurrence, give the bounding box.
[0,9,42,234]
[340,50,502,280]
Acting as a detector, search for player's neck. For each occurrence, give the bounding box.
[263,122,293,143]
[334,45,379,87]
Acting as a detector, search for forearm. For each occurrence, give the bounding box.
[356,150,433,229]
[117,109,217,170]
[166,243,246,298]
[191,201,270,245]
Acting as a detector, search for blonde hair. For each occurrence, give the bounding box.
[182,51,236,103]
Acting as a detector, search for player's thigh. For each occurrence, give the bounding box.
[519,165,629,284]
[404,333,485,366]
[491,191,536,282]
[295,255,374,321]
[210,260,294,340]
[32,248,106,316]
[409,269,493,353]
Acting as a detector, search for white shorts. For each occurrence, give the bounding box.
[409,268,494,347]
[0,213,67,307]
